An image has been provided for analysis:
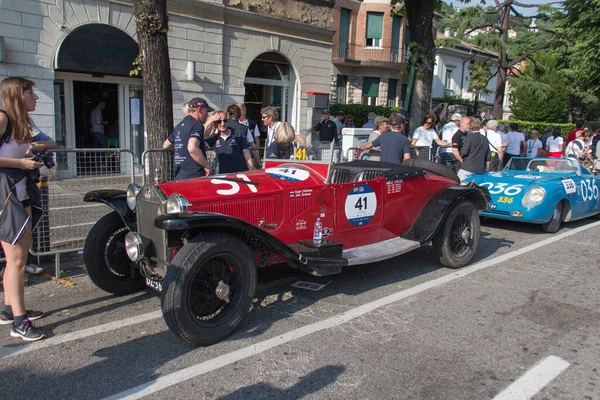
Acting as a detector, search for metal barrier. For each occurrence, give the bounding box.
[9,148,136,276]
[142,148,174,185]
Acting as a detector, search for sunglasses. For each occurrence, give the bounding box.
[261,115,269,119]
[214,120,226,124]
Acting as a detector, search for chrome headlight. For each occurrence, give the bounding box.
[522,186,546,208]
[126,184,141,211]
[124,232,144,262]
[166,193,190,214]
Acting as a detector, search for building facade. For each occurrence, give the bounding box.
[330,0,410,108]
[0,0,334,172]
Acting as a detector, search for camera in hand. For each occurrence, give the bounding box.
[33,149,56,169]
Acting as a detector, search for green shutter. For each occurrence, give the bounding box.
[388,79,397,99]
[363,78,380,98]
[366,12,383,39]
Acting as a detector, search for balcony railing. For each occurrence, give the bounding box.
[334,42,405,65]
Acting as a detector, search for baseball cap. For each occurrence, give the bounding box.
[373,116,390,127]
[450,113,462,121]
[391,114,407,126]
[188,97,214,112]
[322,109,330,114]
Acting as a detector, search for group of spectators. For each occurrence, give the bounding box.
[162,99,308,180]
[355,107,600,181]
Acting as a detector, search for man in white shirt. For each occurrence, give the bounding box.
[482,120,504,171]
[439,113,461,169]
[89,100,108,148]
[504,123,526,165]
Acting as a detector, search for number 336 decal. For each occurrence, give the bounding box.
[479,182,524,196]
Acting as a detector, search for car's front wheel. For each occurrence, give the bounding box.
[541,202,562,233]
[161,233,257,346]
[433,200,480,268]
[83,211,145,295]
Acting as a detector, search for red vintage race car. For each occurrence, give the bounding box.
[83,157,489,346]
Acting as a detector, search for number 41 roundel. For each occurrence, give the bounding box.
[344,184,377,226]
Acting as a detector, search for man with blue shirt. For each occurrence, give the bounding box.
[163,97,214,180]
[358,115,411,164]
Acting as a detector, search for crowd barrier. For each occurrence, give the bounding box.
[346,146,435,162]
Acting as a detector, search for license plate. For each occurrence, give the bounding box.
[145,277,163,292]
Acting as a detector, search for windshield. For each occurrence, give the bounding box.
[504,157,579,173]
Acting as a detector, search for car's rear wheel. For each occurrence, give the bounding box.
[433,200,480,268]
[541,202,562,233]
[403,158,460,183]
[83,211,145,295]
[161,233,257,346]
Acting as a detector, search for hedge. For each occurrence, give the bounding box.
[329,104,403,127]
[497,120,575,138]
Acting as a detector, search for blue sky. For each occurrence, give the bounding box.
[448,0,560,16]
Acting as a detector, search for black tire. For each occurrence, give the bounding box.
[433,200,481,268]
[83,211,145,295]
[541,202,562,233]
[404,158,460,183]
[161,233,257,346]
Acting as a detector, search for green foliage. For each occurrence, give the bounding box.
[135,11,168,36]
[329,104,403,127]
[509,52,571,123]
[129,54,143,77]
[559,0,600,94]
[433,93,475,115]
[498,120,575,138]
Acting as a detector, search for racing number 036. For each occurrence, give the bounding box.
[580,179,599,202]
[479,182,524,196]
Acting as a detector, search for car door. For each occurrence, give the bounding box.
[571,169,600,216]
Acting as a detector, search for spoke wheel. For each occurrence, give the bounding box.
[83,211,145,295]
[161,233,256,346]
[433,200,480,268]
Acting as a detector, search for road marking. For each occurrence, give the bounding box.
[493,356,570,400]
[0,276,299,359]
[103,220,600,400]
[0,311,162,359]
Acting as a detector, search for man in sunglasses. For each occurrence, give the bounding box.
[163,97,214,179]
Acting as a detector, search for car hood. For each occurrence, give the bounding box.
[467,170,574,186]
[158,163,328,201]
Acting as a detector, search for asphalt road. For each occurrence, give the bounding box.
[1,218,600,400]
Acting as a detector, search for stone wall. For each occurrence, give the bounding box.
[347,76,362,104]
[224,0,334,30]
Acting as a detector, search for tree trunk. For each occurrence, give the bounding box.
[404,0,436,133]
[492,3,510,120]
[132,0,173,181]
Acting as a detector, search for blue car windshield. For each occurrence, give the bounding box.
[504,157,579,173]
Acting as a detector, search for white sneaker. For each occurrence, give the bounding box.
[25,264,44,275]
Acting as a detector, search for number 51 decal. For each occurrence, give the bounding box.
[480,182,524,196]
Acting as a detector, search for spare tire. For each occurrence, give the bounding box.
[404,158,460,183]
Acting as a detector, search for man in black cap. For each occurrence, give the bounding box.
[313,109,337,144]
[358,115,411,164]
[163,97,214,180]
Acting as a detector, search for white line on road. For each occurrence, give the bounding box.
[103,220,600,400]
[0,311,162,359]
[493,356,570,400]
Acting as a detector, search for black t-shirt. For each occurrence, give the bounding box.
[168,115,206,180]
[372,130,411,164]
[451,129,467,152]
[227,118,249,139]
[460,132,490,173]
[314,120,337,142]
[206,129,250,173]
[266,142,294,159]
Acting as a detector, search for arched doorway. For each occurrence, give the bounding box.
[244,52,296,140]
[54,24,143,175]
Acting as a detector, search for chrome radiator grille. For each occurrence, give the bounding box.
[136,186,169,267]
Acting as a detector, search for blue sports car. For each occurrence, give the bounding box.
[465,157,600,232]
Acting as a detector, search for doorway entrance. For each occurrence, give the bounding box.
[244,52,296,144]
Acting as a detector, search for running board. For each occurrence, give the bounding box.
[343,237,421,266]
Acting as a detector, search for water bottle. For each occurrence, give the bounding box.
[313,218,323,246]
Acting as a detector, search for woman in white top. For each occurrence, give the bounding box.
[545,128,564,158]
[525,129,543,158]
[0,77,45,341]
[411,113,449,159]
